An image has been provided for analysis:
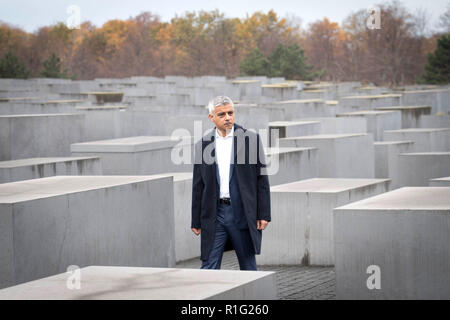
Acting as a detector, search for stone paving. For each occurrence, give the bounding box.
[176,250,336,300]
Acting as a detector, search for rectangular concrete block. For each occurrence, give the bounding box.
[374,141,415,189]
[334,187,450,299]
[71,136,194,175]
[0,175,175,289]
[279,134,375,178]
[430,177,450,186]
[231,80,262,100]
[299,89,334,100]
[0,114,85,161]
[178,87,215,106]
[81,92,124,105]
[236,103,284,122]
[338,94,402,113]
[0,100,85,115]
[150,172,200,263]
[274,99,336,119]
[268,120,321,146]
[353,86,390,96]
[383,128,450,152]
[397,152,450,187]
[418,114,450,129]
[262,84,298,101]
[0,266,277,300]
[400,89,450,114]
[209,82,240,101]
[0,157,102,183]
[337,110,401,141]
[296,117,367,135]
[375,106,431,129]
[258,178,390,266]
[265,147,318,186]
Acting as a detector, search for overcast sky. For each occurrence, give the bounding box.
[0,0,448,33]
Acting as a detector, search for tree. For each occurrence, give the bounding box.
[40,53,69,78]
[345,1,426,86]
[71,28,108,79]
[304,18,342,80]
[267,43,319,80]
[0,51,30,78]
[422,34,450,84]
[239,48,269,76]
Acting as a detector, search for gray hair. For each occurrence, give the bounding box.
[207,96,234,115]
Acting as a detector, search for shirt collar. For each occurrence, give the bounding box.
[215,125,234,140]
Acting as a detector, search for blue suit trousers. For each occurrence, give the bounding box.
[201,203,257,271]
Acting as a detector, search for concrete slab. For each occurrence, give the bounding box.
[148,172,199,263]
[0,114,85,161]
[397,152,450,187]
[177,87,215,106]
[383,128,450,152]
[353,86,390,96]
[293,117,367,135]
[235,103,284,122]
[334,187,450,299]
[81,92,124,105]
[0,100,85,115]
[258,178,390,266]
[430,177,450,186]
[374,141,415,189]
[274,99,336,119]
[337,110,401,141]
[418,114,450,129]
[80,109,171,141]
[299,89,334,100]
[231,80,262,100]
[262,84,298,101]
[268,120,321,146]
[0,266,277,300]
[71,136,194,175]
[279,134,374,178]
[264,147,318,186]
[0,175,175,289]
[0,157,102,183]
[375,106,431,129]
[400,89,450,114]
[338,94,402,113]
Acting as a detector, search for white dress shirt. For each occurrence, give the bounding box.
[215,126,234,198]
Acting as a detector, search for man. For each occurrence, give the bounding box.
[191,95,271,270]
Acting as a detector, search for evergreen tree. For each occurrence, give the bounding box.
[268,43,320,80]
[423,34,450,84]
[239,44,321,80]
[239,48,269,76]
[40,53,69,78]
[0,51,30,79]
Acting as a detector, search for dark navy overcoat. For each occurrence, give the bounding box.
[191,123,271,261]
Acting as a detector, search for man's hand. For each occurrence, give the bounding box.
[192,228,201,236]
[257,220,269,231]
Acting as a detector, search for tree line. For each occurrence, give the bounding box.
[0,1,449,85]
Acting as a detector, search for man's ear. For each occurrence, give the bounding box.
[208,113,214,123]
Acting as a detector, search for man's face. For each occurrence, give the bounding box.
[208,103,234,133]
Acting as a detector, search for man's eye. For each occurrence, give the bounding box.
[228,112,233,115]
[218,113,225,117]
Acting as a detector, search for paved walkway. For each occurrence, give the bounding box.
[176,251,336,300]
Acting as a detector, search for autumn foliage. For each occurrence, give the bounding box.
[0,2,447,86]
